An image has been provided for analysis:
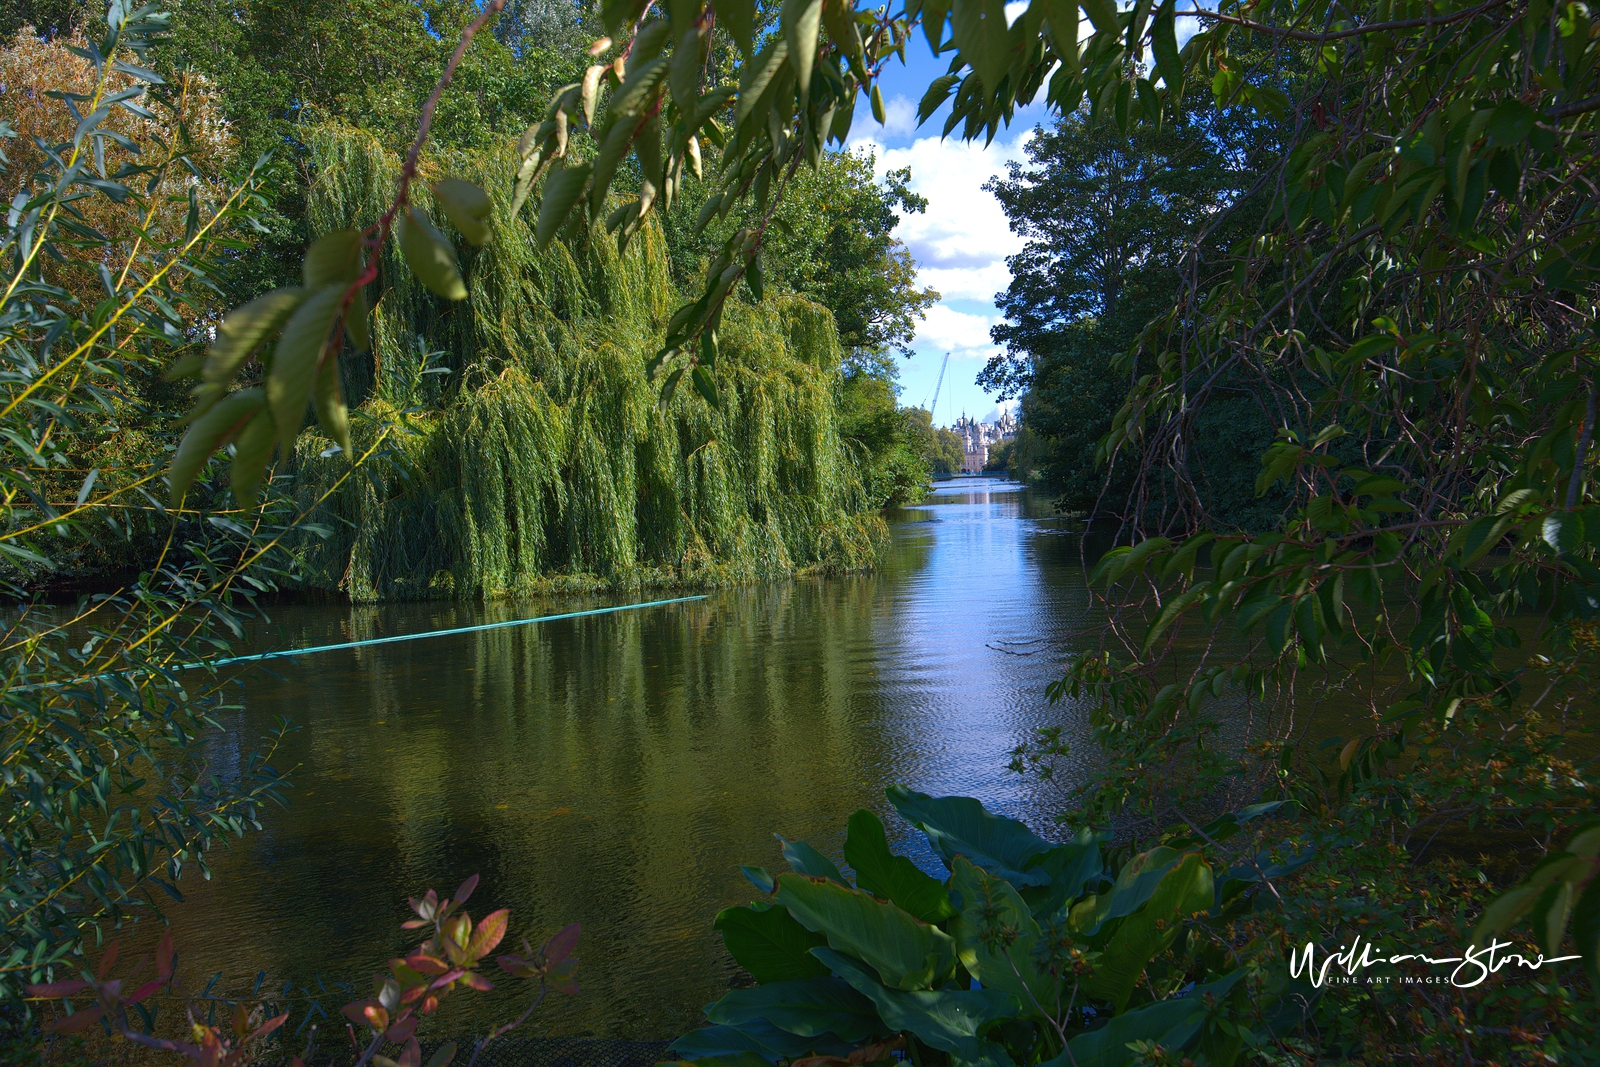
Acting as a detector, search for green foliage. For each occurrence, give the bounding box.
[907,407,966,476]
[668,789,1312,1067]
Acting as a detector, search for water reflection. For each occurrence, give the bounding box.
[179,478,1094,1038]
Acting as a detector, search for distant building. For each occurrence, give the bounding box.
[949,411,1016,473]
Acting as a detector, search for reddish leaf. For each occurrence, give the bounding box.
[547,958,579,995]
[156,927,175,981]
[386,1015,419,1043]
[430,969,465,991]
[401,919,429,930]
[542,923,581,965]
[43,1006,105,1033]
[405,954,449,975]
[248,1013,289,1043]
[420,994,439,1014]
[495,954,532,976]
[126,978,166,1005]
[234,1002,250,1038]
[96,941,120,980]
[454,874,479,905]
[341,1000,375,1027]
[399,1036,423,1067]
[459,970,494,992]
[468,909,510,958]
[363,1004,390,1032]
[26,980,90,998]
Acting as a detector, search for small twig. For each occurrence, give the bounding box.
[465,983,549,1067]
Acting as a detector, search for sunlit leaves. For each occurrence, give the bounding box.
[398,207,468,299]
[169,388,267,504]
[432,178,492,246]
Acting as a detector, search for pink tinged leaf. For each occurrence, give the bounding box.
[26,980,91,998]
[341,1001,372,1026]
[96,941,120,980]
[542,923,581,964]
[431,970,465,991]
[156,927,175,981]
[386,1015,419,1042]
[401,919,430,930]
[468,909,510,958]
[421,994,439,1014]
[421,889,439,918]
[399,1036,423,1067]
[44,1006,105,1033]
[248,1013,290,1043]
[455,874,480,905]
[495,954,529,974]
[363,1004,390,1032]
[406,954,450,975]
[125,978,166,1005]
[459,971,493,992]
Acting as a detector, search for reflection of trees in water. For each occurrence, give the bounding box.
[184,585,896,1039]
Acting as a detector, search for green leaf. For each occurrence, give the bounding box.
[778,836,849,884]
[303,228,363,288]
[1081,852,1213,1011]
[692,365,720,407]
[705,975,889,1042]
[1070,846,1186,939]
[1016,831,1103,918]
[1046,971,1245,1067]
[781,0,823,103]
[812,948,1015,1067]
[736,40,790,130]
[670,1021,856,1063]
[746,252,764,301]
[773,873,956,990]
[536,163,593,250]
[312,354,350,455]
[1078,0,1120,35]
[1150,0,1181,94]
[433,178,492,246]
[886,785,1054,886]
[714,0,755,55]
[949,0,1010,91]
[1487,99,1540,146]
[169,388,267,505]
[1543,512,1583,554]
[194,288,306,418]
[610,54,670,118]
[715,903,829,983]
[948,857,1056,1013]
[228,408,277,504]
[843,809,955,923]
[398,208,467,299]
[345,280,370,352]
[670,27,706,115]
[267,284,345,456]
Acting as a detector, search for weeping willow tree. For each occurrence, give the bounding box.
[285,125,884,600]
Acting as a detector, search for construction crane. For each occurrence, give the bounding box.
[925,352,950,424]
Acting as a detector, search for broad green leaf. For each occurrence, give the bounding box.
[1070,846,1186,939]
[536,163,592,249]
[303,228,362,288]
[610,54,670,118]
[1016,831,1103,918]
[1543,512,1583,554]
[714,0,755,55]
[781,0,823,102]
[704,975,889,1042]
[886,785,1054,886]
[1043,971,1245,1067]
[670,1020,856,1063]
[1150,0,1180,93]
[1078,0,1120,35]
[169,387,267,505]
[843,809,955,923]
[1081,852,1213,1011]
[949,0,1010,92]
[433,178,492,246]
[948,857,1056,1013]
[312,354,350,455]
[267,284,345,455]
[1487,99,1540,146]
[813,948,1015,1067]
[773,873,956,990]
[398,207,467,299]
[736,40,790,130]
[669,27,706,114]
[778,836,848,884]
[194,288,305,418]
[229,408,277,504]
[715,904,828,983]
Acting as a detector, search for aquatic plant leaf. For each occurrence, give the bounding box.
[773,873,954,990]
[1081,852,1212,1011]
[948,857,1055,1010]
[716,903,829,983]
[777,836,847,884]
[842,809,954,923]
[705,975,888,1042]
[885,786,1054,886]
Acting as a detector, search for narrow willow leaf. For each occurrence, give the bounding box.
[194,288,306,418]
[302,228,363,288]
[312,355,350,455]
[538,162,593,248]
[267,284,345,456]
[169,388,267,505]
[398,207,468,300]
[229,408,277,504]
[433,178,492,246]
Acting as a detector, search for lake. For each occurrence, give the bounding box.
[176,477,1101,1040]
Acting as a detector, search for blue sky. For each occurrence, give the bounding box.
[844,22,1049,428]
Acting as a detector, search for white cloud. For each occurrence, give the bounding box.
[984,398,1020,423]
[917,261,1013,303]
[917,304,1001,361]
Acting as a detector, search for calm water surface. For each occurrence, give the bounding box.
[176,477,1101,1039]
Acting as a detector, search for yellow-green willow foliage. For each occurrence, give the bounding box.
[287,125,885,600]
